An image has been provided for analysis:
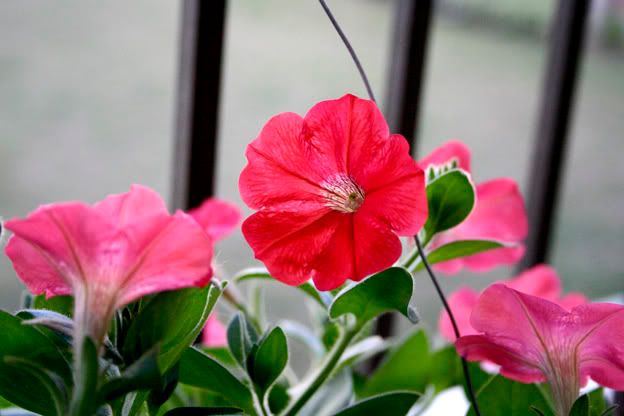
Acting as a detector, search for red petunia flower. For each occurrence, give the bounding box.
[4,185,213,348]
[419,140,528,274]
[239,94,428,291]
[456,284,624,415]
[438,264,587,341]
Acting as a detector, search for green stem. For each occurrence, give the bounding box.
[402,234,432,270]
[281,324,360,416]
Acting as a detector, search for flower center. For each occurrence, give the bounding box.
[323,174,365,213]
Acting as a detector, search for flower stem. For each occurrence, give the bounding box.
[281,324,359,416]
[415,236,481,416]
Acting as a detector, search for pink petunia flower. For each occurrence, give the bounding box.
[239,94,428,291]
[456,284,624,416]
[189,198,241,241]
[4,185,214,348]
[419,140,528,274]
[202,313,227,347]
[439,264,587,341]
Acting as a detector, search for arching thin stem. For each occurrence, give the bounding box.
[318,0,377,103]
[318,1,482,413]
[415,236,481,416]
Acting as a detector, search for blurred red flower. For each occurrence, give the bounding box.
[419,140,528,273]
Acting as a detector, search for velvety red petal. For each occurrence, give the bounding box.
[242,207,338,287]
[189,198,241,241]
[356,135,428,235]
[419,140,472,172]
[239,112,326,210]
[302,94,389,176]
[116,211,213,307]
[439,287,480,342]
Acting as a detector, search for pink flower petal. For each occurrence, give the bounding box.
[202,314,227,347]
[439,287,480,341]
[418,140,472,172]
[433,178,528,273]
[94,184,168,226]
[189,198,241,241]
[505,264,560,298]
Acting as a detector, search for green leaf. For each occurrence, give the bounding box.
[227,312,259,368]
[123,282,223,372]
[1,357,66,416]
[360,330,429,397]
[333,392,420,416]
[587,389,607,416]
[249,326,288,396]
[329,267,417,326]
[99,347,162,404]
[570,394,590,416]
[0,310,72,413]
[69,337,99,416]
[466,375,555,416]
[178,347,256,415]
[423,170,475,239]
[164,407,244,415]
[32,295,73,317]
[336,336,388,373]
[235,268,328,308]
[412,239,505,271]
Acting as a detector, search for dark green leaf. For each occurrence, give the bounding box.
[412,240,505,271]
[333,392,420,416]
[599,405,619,416]
[226,312,257,368]
[1,357,66,416]
[587,389,607,416]
[250,327,288,395]
[178,347,255,414]
[329,267,417,326]
[423,170,475,238]
[570,394,590,416]
[0,310,72,398]
[32,295,73,317]
[69,337,99,416]
[99,347,162,403]
[268,382,290,414]
[360,330,429,397]
[123,282,223,372]
[466,375,555,416]
[147,362,180,410]
[235,268,328,308]
[530,405,547,415]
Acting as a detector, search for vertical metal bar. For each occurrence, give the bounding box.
[519,0,589,270]
[171,0,227,210]
[384,0,434,155]
[371,0,434,368]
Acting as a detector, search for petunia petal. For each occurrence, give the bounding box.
[433,178,528,273]
[116,211,213,307]
[242,207,338,287]
[418,140,472,172]
[239,112,326,211]
[439,287,480,341]
[202,314,228,347]
[94,184,168,226]
[189,198,241,241]
[357,135,428,236]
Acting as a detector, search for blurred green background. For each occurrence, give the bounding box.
[0,0,622,338]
